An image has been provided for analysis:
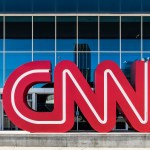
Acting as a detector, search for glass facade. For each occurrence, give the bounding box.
[0,15,150,131]
[2,0,150,13]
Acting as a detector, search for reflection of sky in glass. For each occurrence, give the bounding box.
[6,40,32,51]
[34,53,55,82]
[5,53,32,80]
[57,39,76,51]
[0,54,2,87]
[121,53,141,69]
[100,53,120,66]
[1,0,150,13]
[56,52,75,63]
[34,39,55,51]
[100,39,119,51]
[122,39,141,51]
[78,39,98,51]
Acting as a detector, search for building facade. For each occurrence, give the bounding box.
[0,0,150,131]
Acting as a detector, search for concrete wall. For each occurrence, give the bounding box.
[0,132,149,147]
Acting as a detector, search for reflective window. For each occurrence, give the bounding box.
[121,53,141,80]
[143,17,150,51]
[57,16,76,51]
[122,53,141,69]
[0,54,3,87]
[99,0,121,13]
[100,53,120,66]
[56,52,75,63]
[5,53,32,80]
[121,16,141,51]
[78,16,98,51]
[78,52,98,83]
[5,0,32,12]
[100,16,120,51]
[34,16,55,51]
[33,53,55,82]
[33,0,55,13]
[5,16,32,51]
[0,17,3,51]
[121,0,142,13]
[56,0,77,12]
[78,0,98,12]
[142,53,150,61]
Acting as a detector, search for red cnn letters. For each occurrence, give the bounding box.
[2,60,150,132]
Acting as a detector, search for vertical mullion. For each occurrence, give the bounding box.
[120,16,121,69]
[76,15,79,131]
[98,16,100,63]
[141,16,143,60]
[55,16,57,66]
[32,16,33,61]
[2,16,5,131]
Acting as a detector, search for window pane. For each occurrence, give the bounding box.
[99,0,121,13]
[5,53,32,80]
[78,16,98,51]
[78,52,98,83]
[100,16,119,51]
[100,53,120,66]
[57,16,76,51]
[0,17,3,51]
[6,16,32,51]
[33,17,55,51]
[33,53,55,82]
[143,17,150,51]
[121,17,141,51]
[121,53,141,80]
[121,0,141,13]
[78,0,98,12]
[0,54,2,87]
[56,52,75,63]
[143,53,150,61]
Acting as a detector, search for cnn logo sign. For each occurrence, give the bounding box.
[2,60,150,132]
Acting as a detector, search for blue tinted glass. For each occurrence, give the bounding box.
[0,40,3,51]
[33,17,55,51]
[143,40,150,51]
[143,17,150,51]
[78,39,98,51]
[100,0,121,13]
[78,52,98,82]
[100,53,120,66]
[57,16,76,51]
[78,17,98,51]
[122,39,141,51]
[34,39,55,51]
[100,17,119,51]
[121,17,141,51]
[56,52,75,64]
[6,39,32,51]
[5,0,32,12]
[121,53,141,69]
[33,53,55,82]
[6,16,32,51]
[33,0,55,13]
[143,53,150,60]
[5,53,32,80]
[90,53,98,82]
[0,17,3,51]
[0,54,3,87]
[78,0,98,13]
[100,40,119,51]
[142,0,150,13]
[56,0,77,12]
[0,0,3,13]
[121,0,141,13]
